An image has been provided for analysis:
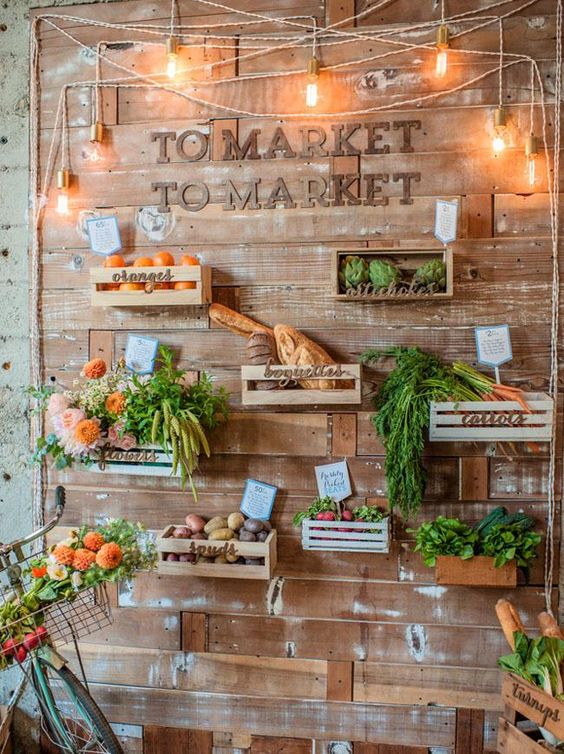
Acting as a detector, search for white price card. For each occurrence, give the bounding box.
[475,325,512,368]
[434,199,459,245]
[125,335,159,375]
[86,216,122,256]
[315,460,352,502]
[240,479,277,520]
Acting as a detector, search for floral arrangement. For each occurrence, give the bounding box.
[31,346,229,496]
[0,519,155,669]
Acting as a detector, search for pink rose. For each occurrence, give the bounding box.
[107,425,119,445]
[47,393,71,417]
[60,408,86,431]
[116,433,137,451]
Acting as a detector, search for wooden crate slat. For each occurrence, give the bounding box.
[90,265,212,307]
[497,718,552,754]
[435,556,517,587]
[302,518,390,553]
[242,364,361,406]
[501,674,564,741]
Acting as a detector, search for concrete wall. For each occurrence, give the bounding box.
[0,4,120,749]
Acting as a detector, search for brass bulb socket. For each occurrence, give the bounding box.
[494,106,506,128]
[436,24,449,49]
[526,133,538,157]
[307,56,320,78]
[56,169,70,190]
[166,37,179,57]
[90,121,104,143]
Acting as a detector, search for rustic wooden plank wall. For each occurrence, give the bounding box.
[34,0,562,751]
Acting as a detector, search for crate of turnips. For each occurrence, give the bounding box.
[156,512,277,580]
[293,497,390,553]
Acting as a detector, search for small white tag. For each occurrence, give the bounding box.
[475,325,512,368]
[86,216,122,256]
[434,199,458,245]
[240,479,277,520]
[315,460,352,502]
[125,335,159,375]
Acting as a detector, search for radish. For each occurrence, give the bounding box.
[14,647,27,663]
[34,626,48,645]
[342,510,353,521]
[22,632,40,651]
[2,638,17,657]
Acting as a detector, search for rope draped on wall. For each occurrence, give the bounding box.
[28,0,563,612]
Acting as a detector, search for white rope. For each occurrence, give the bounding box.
[498,18,504,108]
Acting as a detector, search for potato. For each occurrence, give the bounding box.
[179,553,196,563]
[244,518,264,533]
[262,520,272,532]
[185,514,206,533]
[204,516,228,534]
[256,530,269,542]
[227,512,245,531]
[191,532,208,540]
[245,558,263,565]
[172,526,191,539]
[239,530,256,542]
[225,551,239,563]
[214,554,228,564]
[208,528,235,541]
[165,553,178,562]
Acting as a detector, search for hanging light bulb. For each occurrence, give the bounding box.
[492,106,507,156]
[56,169,71,215]
[87,121,104,163]
[306,56,320,108]
[166,37,179,79]
[525,133,538,187]
[435,25,449,78]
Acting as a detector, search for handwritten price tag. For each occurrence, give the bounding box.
[434,199,459,245]
[86,216,122,256]
[315,460,352,502]
[475,325,513,368]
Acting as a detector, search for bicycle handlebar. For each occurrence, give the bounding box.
[0,485,66,555]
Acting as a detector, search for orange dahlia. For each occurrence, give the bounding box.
[83,531,105,552]
[74,419,101,446]
[73,548,96,572]
[96,542,123,570]
[105,391,126,415]
[82,358,107,379]
[52,544,75,566]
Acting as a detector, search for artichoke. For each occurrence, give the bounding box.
[412,259,447,292]
[339,255,369,290]
[369,259,401,292]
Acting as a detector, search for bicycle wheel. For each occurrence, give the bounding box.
[31,656,123,754]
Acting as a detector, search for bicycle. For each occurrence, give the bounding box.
[0,486,124,753]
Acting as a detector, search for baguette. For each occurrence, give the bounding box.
[274,324,338,389]
[209,303,273,339]
[495,599,526,650]
[538,611,564,639]
[246,331,279,391]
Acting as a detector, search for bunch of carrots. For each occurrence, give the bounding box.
[452,361,532,412]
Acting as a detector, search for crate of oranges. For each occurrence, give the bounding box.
[90,251,211,307]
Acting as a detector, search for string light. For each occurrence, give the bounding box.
[492,19,507,156]
[525,132,538,186]
[55,168,71,214]
[87,120,104,163]
[435,25,449,77]
[305,17,320,108]
[166,36,179,79]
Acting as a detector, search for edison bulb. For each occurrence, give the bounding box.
[167,54,177,79]
[306,81,318,108]
[527,157,536,186]
[56,192,69,215]
[435,48,448,78]
[492,134,506,156]
[85,142,103,163]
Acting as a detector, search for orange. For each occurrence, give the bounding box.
[119,282,144,291]
[155,283,173,290]
[153,251,175,267]
[100,283,120,291]
[133,257,153,267]
[173,281,196,290]
[180,254,200,266]
[103,254,125,268]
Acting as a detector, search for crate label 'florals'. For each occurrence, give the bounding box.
[30,346,229,497]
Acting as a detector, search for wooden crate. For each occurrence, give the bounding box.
[301,518,390,553]
[87,446,180,478]
[0,706,12,754]
[429,392,553,442]
[241,364,361,405]
[156,526,277,580]
[332,248,453,301]
[502,673,564,742]
[90,265,212,306]
[435,555,517,587]
[497,718,555,754]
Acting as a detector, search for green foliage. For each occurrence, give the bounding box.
[410,507,541,569]
[339,255,369,289]
[409,517,479,567]
[498,632,564,698]
[27,385,56,413]
[292,496,338,526]
[32,434,76,470]
[359,347,482,520]
[482,524,541,568]
[368,259,400,291]
[352,505,387,523]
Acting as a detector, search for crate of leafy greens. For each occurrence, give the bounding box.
[294,497,390,553]
[496,599,564,749]
[409,507,541,587]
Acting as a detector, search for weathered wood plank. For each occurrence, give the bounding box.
[182,613,207,653]
[331,414,357,457]
[455,708,485,754]
[144,726,213,754]
[327,661,353,702]
[251,736,312,753]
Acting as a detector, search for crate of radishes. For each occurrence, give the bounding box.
[156,512,277,580]
[294,498,390,553]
